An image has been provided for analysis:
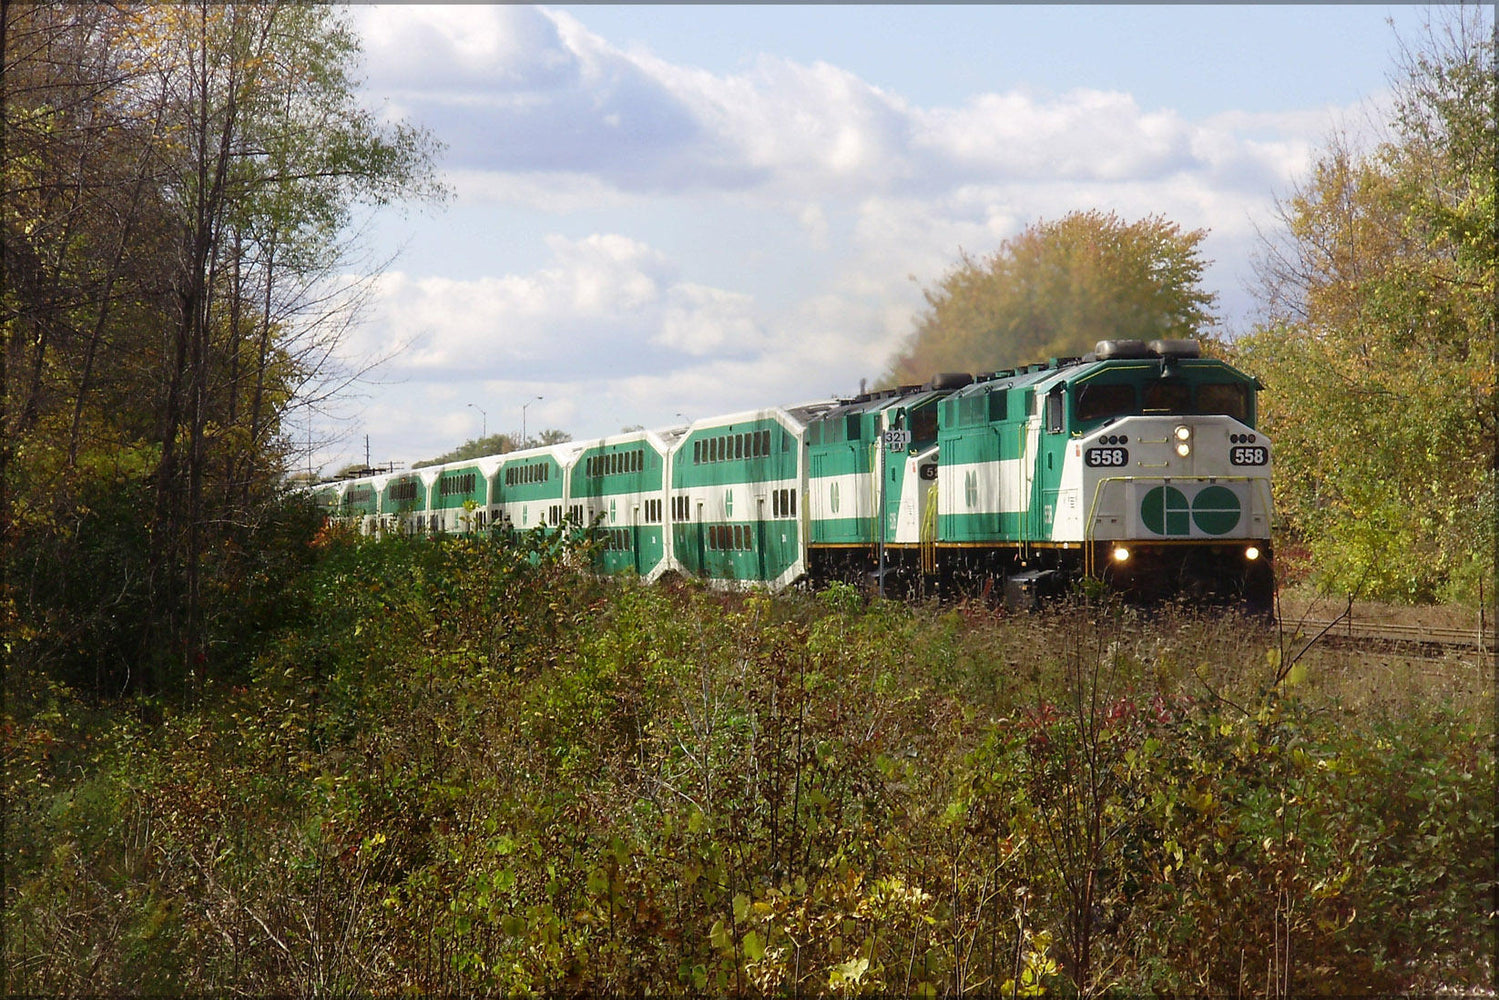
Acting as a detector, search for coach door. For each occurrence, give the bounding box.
[695,500,706,579]
[632,502,642,576]
[756,497,767,580]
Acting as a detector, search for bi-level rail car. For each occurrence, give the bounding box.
[571,430,678,581]
[669,404,832,590]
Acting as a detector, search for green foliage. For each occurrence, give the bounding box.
[7,544,1491,994]
[886,210,1217,384]
[3,2,444,700]
[8,457,326,699]
[1234,8,1495,604]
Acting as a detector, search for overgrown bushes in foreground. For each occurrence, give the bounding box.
[6,529,1493,995]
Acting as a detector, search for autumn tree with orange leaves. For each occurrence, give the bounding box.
[885,210,1217,385]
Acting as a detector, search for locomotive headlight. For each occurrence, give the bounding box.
[1112,546,1131,563]
[1245,546,1261,561]
[1173,424,1192,457]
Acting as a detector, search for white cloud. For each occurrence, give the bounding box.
[348,233,781,384]
[357,5,1350,206]
[655,284,763,357]
[355,5,579,93]
[324,4,1386,468]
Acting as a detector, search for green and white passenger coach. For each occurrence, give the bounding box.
[669,405,830,589]
[572,430,675,581]
[310,338,1273,608]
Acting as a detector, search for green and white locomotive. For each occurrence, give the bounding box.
[929,339,1272,607]
[311,338,1273,608]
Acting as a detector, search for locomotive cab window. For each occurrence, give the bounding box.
[911,405,938,441]
[1044,389,1066,434]
[1144,381,1193,414]
[1076,383,1136,422]
[1196,382,1251,422]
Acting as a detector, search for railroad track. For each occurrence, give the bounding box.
[1275,615,1495,654]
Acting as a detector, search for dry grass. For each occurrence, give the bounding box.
[1276,582,1490,632]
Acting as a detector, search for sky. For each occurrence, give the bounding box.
[312,3,1446,474]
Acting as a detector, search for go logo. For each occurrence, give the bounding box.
[1140,485,1241,536]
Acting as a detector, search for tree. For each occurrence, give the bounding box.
[414,433,520,468]
[2,2,444,698]
[414,428,572,468]
[1233,7,1495,604]
[885,210,1217,384]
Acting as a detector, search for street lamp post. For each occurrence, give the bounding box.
[521,395,542,446]
[467,403,486,439]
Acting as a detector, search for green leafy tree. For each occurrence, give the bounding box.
[413,429,571,468]
[2,2,444,698]
[886,210,1217,384]
[415,433,520,467]
[1234,7,1495,603]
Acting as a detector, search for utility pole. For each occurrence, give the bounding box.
[468,402,486,439]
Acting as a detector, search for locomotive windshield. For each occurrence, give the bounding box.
[1195,383,1251,421]
[1077,383,1135,421]
[1143,381,1193,412]
[1074,379,1252,424]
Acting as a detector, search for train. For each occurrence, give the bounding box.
[307,338,1275,610]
